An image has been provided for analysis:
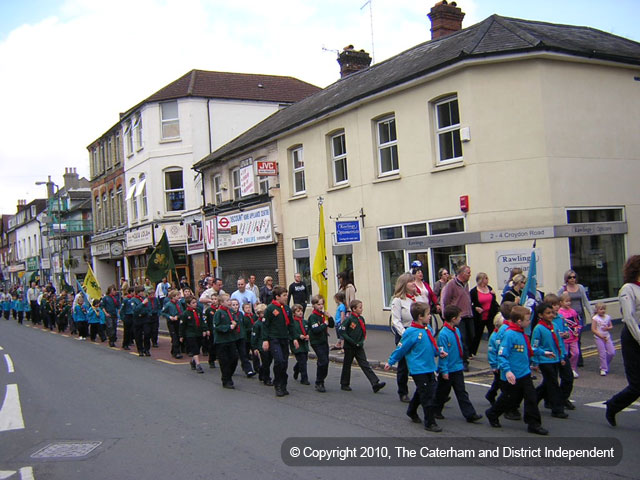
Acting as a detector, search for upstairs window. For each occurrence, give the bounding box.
[137,174,148,218]
[330,132,348,185]
[212,174,223,205]
[435,96,462,164]
[161,101,180,139]
[133,113,143,150]
[125,121,134,155]
[231,168,241,200]
[165,169,185,211]
[291,146,305,195]
[128,178,138,221]
[376,116,398,175]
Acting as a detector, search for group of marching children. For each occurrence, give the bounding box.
[385,293,606,436]
[179,285,386,398]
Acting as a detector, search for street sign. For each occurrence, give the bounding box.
[336,220,361,243]
[257,161,278,176]
[218,217,230,229]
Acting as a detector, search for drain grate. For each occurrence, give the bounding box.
[31,441,102,459]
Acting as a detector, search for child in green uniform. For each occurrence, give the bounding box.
[307,295,335,392]
[251,303,272,386]
[213,294,239,388]
[180,296,210,374]
[339,299,386,393]
[291,304,310,385]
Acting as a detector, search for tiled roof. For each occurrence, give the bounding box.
[194,14,640,169]
[121,70,321,119]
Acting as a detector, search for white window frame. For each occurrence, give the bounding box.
[434,96,463,165]
[231,168,241,200]
[116,187,124,225]
[330,131,348,185]
[95,196,101,231]
[137,174,148,218]
[133,113,143,151]
[128,179,138,221]
[164,168,185,212]
[114,132,121,164]
[291,146,305,195]
[212,174,223,204]
[125,121,133,156]
[376,116,399,176]
[161,100,180,140]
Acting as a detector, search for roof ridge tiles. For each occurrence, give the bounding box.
[187,70,197,96]
[491,15,542,47]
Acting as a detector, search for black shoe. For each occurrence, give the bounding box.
[485,394,496,406]
[551,412,568,419]
[109,342,115,347]
[605,402,617,427]
[223,383,235,389]
[486,409,501,428]
[264,380,274,386]
[434,413,444,420]
[283,389,290,396]
[425,423,443,433]
[139,352,145,357]
[315,383,326,393]
[276,388,286,397]
[293,370,299,380]
[153,344,159,348]
[564,400,576,410]
[175,354,183,359]
[399,394,410,403]
[341,385,352,391]
[247,371,257,378]
[196,365,204,374]
[528,424,549,435]
[301,380,310,385]
[190,360,196,370]
[467,413,483,423]
[123,346,130,351]
[372,382,386,393]
[144,351,151,357]
[407,412,421,424]
[209,363,216,369]
[504,410,522,421]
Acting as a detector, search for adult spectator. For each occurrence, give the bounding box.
[440,265,473,370]
[247,275,260,300]
[198,272,208,290]
[200,277,225,306]
[469,272,500,357]
[27,281,41,324]
[155,277,171,306]
[143,278,154,295]
[120,277,129,296]
[557,269,594,367]
[390,272,418,403]
[179,276,191,291]
[411,261,441,332]
[502,274,526,305]
[501,267,523,302]
[260,276,275,305]
[231,277,257,307]
[288,272,309,312]
[100,284,120,347]
[337,271,356,308]
[605,255,640,427]
[433,268,450,302]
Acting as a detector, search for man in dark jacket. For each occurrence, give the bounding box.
[287,273,309,312]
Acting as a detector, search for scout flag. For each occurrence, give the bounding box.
[520,240,537,306]
[311,201,328,303]
[83,263,102,300]
[146,230,175,283]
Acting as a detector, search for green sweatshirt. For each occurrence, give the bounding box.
[290,316,309,354]
[264,302,295,340]
[340,313,366,347]
[307,311,335,346]
[213,307,238,344]
[251,319,268,352]
[179,308,209,338]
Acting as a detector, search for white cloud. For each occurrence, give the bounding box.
[0,0,470,213]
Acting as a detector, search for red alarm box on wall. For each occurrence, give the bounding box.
[459,195,469,213]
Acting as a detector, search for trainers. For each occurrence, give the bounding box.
[572,370,579,378]
[527,424,549,435]
[504,410,522,421]
[425,423,443,433]
[564,400,576,411]
[407,412,422,424]
[315,383,326,393]
[466,413,483,423]
[341,385,352,391]
[600,369,607,376]
[372,382,386,393]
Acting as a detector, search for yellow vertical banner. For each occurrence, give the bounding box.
[311,200,328,303]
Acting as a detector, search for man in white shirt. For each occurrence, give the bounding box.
[248,275,260,301]
[155,277,170,306]
[231,278,257,307]
[199,277,226,306]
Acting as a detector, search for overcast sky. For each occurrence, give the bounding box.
[1,0,639,214]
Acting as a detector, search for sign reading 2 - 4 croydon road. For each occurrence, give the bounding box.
[336,220,361,243]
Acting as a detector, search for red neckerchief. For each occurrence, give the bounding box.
[352,313,366,339]
[406,294,416,302]
[507,323,533,357]
[493,327,500,333]
[444,323,463,357]
[109,294,119,308]
[312,309,327,322]
[294,315,306,336]
[539,319,560,354]
[271,301,290,326]
[187,306,200,327]
[219,305,237,331]
[172,300,182,315]
[245,313,255,325]
[410,321,438,352]
[134,295,143,301]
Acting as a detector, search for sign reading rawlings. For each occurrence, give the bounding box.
[217,206,273,249]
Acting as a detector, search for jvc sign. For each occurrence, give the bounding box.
[336,221,361,243]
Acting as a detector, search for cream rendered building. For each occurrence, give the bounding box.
[198,12,640,325]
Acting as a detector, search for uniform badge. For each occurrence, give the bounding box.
[273,310,280,316]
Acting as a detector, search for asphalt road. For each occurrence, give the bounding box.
[0,320,639,480]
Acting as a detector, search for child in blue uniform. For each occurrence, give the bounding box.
[485,313,504,405]
[433,305,483,423]
[543,294,575,411]
[385,302,444,432]
[486,305,555,435]
[531,302,567,418]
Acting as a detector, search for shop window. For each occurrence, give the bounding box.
[405,223,427,238]
[335,254,353,289]
[567,208,625,300]
[429,217,465,235]
[379,226,403,240]
[381,250,405,308]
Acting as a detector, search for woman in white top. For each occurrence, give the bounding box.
[390,272,418,403]
[605,255,640,427]
[411,260,441,333]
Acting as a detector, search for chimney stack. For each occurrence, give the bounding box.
[337,45,372,78]
[63,167,79,190]
[428,1,465,40]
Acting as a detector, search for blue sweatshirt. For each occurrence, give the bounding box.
[487,329,501,370]
[552,314,568,358]
[74,304,88,323]
[87,307,106,325]
[437,325,464,375]
[498,328,545,380]
[531,322,561,365]
[387,325,439,375]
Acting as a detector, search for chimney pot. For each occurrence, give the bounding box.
[428,0,465,40]
[337,46,372,78]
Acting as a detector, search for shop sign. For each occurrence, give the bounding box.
[187,217,205,255]
[217,206,273,249]
[496,248,543,290]
[91,242,111,256]
[154,222,187,245]
[126,225,153,249]
[240,164,255,197]
[336,221,361,243]
[257,161,278,176]
[26,256,39,271]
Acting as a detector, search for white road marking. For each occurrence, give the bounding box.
[0,384,25,431]
[0,470,17,480]
[466,380,491,388]
[4,354,15,373]
[0,346,4,350]
[584,400,638,412]
[19,467,34,480]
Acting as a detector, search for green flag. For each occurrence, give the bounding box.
[146,231,176,283]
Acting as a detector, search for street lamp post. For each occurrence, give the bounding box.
[35,177,64,290]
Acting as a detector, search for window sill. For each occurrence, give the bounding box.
[288,193,308,202]
[136,146,144,153]
[431,161,464,173]
[159,138,181,144]
[327,183,350,192]
[373,173,401,184]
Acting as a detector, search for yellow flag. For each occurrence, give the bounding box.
[311,202,328,303]
[83,263,102,300]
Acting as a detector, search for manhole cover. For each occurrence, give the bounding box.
[31,441,102,459]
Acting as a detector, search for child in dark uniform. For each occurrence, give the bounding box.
[180,296,209,374]
[291,304,310,385]
[307,295,334,392]
[251,303,272,386]
[339,299,386,393]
